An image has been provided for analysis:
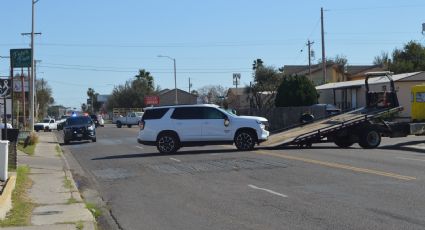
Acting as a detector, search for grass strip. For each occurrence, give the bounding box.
[17,142,36,156]
[0,166,34,227]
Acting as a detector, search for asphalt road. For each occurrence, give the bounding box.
[58,124,425,230]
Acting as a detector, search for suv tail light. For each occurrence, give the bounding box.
[139,120,145,130]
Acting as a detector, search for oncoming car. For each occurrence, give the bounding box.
[60,115,97,144]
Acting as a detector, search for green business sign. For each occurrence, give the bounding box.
[10,49,32,68]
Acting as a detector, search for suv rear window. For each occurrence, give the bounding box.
[143,108,169,120]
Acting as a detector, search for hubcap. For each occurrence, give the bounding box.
[159,136,175,153]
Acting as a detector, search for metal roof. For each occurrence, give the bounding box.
[316,72,422,90]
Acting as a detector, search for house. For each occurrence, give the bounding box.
[316,72,425,118]
[226,87,251,111]
[282,63,385,85]
[158,88,197,106]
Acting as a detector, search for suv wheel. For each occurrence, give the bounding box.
[92,137,97,142]
[234,130,256,151]
[157,134,179,154]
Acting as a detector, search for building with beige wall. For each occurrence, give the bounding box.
[282,64,384,85]
[158,88,197,106]
[316,72,425,118]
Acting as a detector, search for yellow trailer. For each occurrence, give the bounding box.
[411,84,425,122]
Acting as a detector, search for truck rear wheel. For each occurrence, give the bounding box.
[359,128,381,149]
[334,137,354,148]
[116,121,122,128]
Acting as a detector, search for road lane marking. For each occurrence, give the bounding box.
[135,146,144,150]
[248,184,288,198]
[396,157,425,162]
[255,150,416,181]
[170,158,181,162]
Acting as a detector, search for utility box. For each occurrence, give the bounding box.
[411,85,425,122]
[0,140,9,181]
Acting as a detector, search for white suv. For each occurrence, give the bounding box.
[137,104,270,153]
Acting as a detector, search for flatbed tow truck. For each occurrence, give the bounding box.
[262,72,425,148]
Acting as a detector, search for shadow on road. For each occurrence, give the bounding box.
[91,148,239,161]
[379,140,425,154]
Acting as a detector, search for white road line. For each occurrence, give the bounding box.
[396,157,425,162]
[135,146,144,150]
[248,184,287,198]
[170,158,181,162]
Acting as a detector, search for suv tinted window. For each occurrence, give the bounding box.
[143,108,169,120]
[203,107,226,119]
[171,107,203,119]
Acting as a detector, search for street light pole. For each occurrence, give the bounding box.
[158,55,178,104]
[30,0,39,132]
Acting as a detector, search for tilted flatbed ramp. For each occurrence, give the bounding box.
[261,106,402,147]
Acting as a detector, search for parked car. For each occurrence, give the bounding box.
[116,112,143,128]
[34,118,57,132]
[59,115,96,144]
[0,123,13,129]
[90,115,101,128]
[97,115,105,127]
[137,104,269,153]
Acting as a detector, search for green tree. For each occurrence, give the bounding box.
[251,59,283,109]
[390,41,425,74]
[106,69,158,110]
[373,51,390,70]
[275,75,318,107]
[86,88,101,113]
[36,78,54,119]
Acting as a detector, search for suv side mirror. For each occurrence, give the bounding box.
[224,117,230,127]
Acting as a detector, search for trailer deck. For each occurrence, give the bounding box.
[261,106,403,147]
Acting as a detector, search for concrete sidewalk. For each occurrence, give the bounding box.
[3,132,96,230]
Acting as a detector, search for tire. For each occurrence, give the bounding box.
[116,121,122,128]
[334,137,355,148]
[127,124,132,128]
[234,130,256,151]
[64,138,70,145]
[156,133,179,154]
[92,137,97,142]
[358,128,381,149]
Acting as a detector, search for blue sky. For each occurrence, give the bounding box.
[1,0,425,109]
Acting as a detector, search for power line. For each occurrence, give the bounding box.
[39,65,252,74]
[328,4,425,11]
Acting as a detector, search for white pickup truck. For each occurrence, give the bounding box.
[34,118,58,132]
[116,112,143,128]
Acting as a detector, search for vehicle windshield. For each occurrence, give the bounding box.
[66,117,92,126]
[42,119,51,123]
[217,107,237,117]
[135,112,143,116]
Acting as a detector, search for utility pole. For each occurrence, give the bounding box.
[188,77,192,93]
[321,7,327,85]
[306,40,314,81]
[21,0,40,132]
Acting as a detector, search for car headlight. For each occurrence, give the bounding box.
[88,125,94,131]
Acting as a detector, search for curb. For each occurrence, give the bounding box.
[0,175,16,220]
